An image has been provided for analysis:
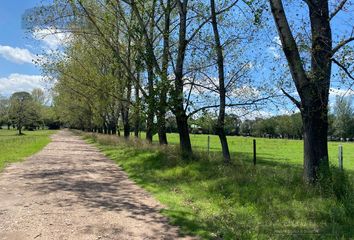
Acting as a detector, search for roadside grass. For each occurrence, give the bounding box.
[140,133,354,171]
[0,129,55,171]
[82,132,354,240]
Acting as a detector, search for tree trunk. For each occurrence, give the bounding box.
[176,110,192,156]
[121,106,130,138]
[123,121,130,138]
[146,66,154,143]
[157,107,168,145]
[218,131,230,161]
[269,0,332,183]
[156,0,171,146]
[124,84,132,138]
[112,125,117,135]
[302,104,329,182]
[174,0,192,156]
[134,118,139,138]
[210,0,231,163]
[134,72,140,138]
[145,0,156,143]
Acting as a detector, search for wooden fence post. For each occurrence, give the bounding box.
[338,145,343,170]
[253,139,256,166]
[207,135,210,154]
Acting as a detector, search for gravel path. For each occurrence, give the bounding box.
[0,130,195,240]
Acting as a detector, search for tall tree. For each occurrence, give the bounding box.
[9,92,39,135]
[210,0,231,163]
[333,96,354,138]
[269,0,354,182]
[0,96,9,129]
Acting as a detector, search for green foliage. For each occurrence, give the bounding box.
[8,91,41,133]
[0,95,10,128]
[240,113,303,138]
[82,132,354,239]
[42,107,61,129]
[333,96,354,139]
[190,113,244,135]
[0,129,55,171]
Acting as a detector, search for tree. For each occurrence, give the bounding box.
[210,0,230,163]
[240,119,254,136]
[333,96,354,139]
[224,114,241,135]
[0,96,9,129]
[9,92,39,135]
[31,88,47,129]
[269,0,354,182]
[27,0,274,162]
[31,88,46,105]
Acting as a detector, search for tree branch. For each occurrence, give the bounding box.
[302,0,316,9]
[269,0,308,92]
[186,0,239,44]
[330,0,348,20]
[332,58,354,81]
[280,88,301,108]
[76,0,148,99]
[332,37,354,56]
[187,96,273,117]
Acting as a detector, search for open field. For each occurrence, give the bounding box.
[144,133,354,171]
[0,129,55,171]
[83,132,354,239]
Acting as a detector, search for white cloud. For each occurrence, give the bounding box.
[0,45,37,64]
[268,36,282,60]
[0,74,48,96]
[32,27,72,50]
[278,108,300,115]
[231,85,260,99]
[329,87,354,97]
[227,107,274,120]
[268,46,281,59]
[274,36,282,46]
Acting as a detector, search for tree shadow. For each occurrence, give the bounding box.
[19,148,192,239]
[97,142,354,239]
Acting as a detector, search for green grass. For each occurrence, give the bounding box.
[154,133,354,171]
[82,132,354,240]
[0,129,55,171]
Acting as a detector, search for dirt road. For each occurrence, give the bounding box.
[0,130,194,240]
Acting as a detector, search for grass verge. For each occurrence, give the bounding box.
[0,129,56,171]
[138,132,354,171]
[81,132,354,240]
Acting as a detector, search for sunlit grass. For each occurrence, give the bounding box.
[136,132,354,171]
[82,132,354,239]
[0,129,56,170]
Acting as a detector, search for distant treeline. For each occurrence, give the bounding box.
[187,96,354,140]
[0,89,60,134]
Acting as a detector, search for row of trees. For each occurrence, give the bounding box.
[191,96,354,140]
[241,113,302,138]
[33,0,269,162]
[241,96,354,140]
[0,89,59,134]
[28,0,354,183]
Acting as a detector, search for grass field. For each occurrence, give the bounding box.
[142,133,354,171]
[0,129,55,171]
[83,132,354,240]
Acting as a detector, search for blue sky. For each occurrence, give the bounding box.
[0,0,56,97]
[0,1,353,117]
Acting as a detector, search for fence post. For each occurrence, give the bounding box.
[253,139,256,166]
[338,145,343,170]
[207,135,210,154]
